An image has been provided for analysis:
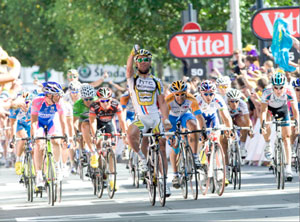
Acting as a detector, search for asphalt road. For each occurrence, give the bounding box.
[0,163,299,222]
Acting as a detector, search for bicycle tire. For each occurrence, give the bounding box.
[27,154,34,202]
[96,169,104,198]
[178,149,188,199]
[234,142,242,190]
[107,150,117,199]
[186,145,198,200]
[280,145,285,190]
[147,151,156,206]
[213,143,226,196]
[156,150,166,207]
[198,148,210,195]
[55,180,62,202]
[47,156,55,206]
[274,143,280,190]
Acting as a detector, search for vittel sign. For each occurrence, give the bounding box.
[168,32,233,59]
[251,6,300,40]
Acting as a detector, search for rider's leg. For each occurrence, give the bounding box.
[127,124,144,158]
[159,138,168,173]
[15,130,26,175]
[186,119,199,155]
[262,113,272,159]
[234,115,248,158]
[82,122,93,152]
[282,126,292,173]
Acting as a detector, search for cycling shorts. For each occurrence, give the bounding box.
[169,112,196,132]
[132,113,163,134]
[126,111,135,122]
[97,119,115,134]
[17,122,31,137]
[268,104,290,126]
[202,113,218,128]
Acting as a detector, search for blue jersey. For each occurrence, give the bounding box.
[9,107,31,125]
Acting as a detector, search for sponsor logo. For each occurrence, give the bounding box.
[251,6,300,40]
[168,32,233,58]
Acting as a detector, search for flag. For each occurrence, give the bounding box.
[270,18,296,72]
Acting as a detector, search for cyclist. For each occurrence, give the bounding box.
[64,81,81,174]
[225,89,252,159]
[31,82,70,188]
[291,78,300,158]
[126,47,172,196]
[195,80,232,184]
[216,76,231,100]
[88,87,126,168]
[9,92,33,175]
[166,80,206,188]
[261,72,299,181]
[73,84,97,166]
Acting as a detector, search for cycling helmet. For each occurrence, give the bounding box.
[199,80,216,92]
[169,80,187,93]
[68,80,81,92]
[216,76,230,86]
[67,69,79,77]
[97,87,112,98]
[226,89,242,100]
[292,78,300,88]
[42,82,64,95]
[271,72,286,86]
[80,83,95,98]
[135,49,152,61]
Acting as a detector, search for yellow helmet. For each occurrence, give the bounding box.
[170,80,187,93]
[134,49,152,61]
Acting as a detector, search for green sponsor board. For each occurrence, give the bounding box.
[32,71,51,80]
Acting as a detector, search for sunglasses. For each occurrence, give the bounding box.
[84,97,93,101]
[71,91,79,94]
[137,57,151,63]
[230,100,239,103]
[25,101,30,104]
[0,60,7,65]
[68,74,78,78]
[295,88,300,92]
[218,85,228,89]
[100,99,110,103]
[273,86,284,90]
[203,92,214,97]
[175,93,186,97]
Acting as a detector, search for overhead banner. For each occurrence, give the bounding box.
[168,32,233,59]
[251,6,300,40]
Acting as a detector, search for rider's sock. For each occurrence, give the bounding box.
[138,150,145,159]
[16,156,21,162]
[193,153,198,160]
[37,170,42,177]
[173,172,179,177]
[286,164,292,172]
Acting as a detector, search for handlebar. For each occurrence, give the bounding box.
[34,135,67,141]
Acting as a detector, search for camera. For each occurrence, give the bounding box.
[0,60,7,65]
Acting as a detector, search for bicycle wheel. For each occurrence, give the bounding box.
[106,150,117,199]
[96,169,104,198]
[198,148,210,195]
[213,143,226,196]
[147,152,156,206]
[233,142,242,190]
[27,154,34,202]
[132,152,140,188]
[274,144,280,189]
[186,146,198,200]
[280,146,285,190]
[177,149,187,199]
[47,157,55,206]
[156,150,166,207]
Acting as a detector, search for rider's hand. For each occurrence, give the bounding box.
[248,129,254,138]
[224,130,231,138]
[163,119,172,131]
[131,44,140,56]
[168,136,178,148]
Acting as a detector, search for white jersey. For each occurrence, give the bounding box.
[261,87,296,108]
[225,98,249,117]
[195,93,226,115]
[127,74,163,116]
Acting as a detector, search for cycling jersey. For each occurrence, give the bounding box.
[89,99,122,123]
[120,91,135,121]
[73,97,97,122]
[127,74,163,116]
[261,87,296,108]
[225,98,249,117]
[31,96,64,130]
[165,93,202,117]
[195,93,226,128]
[9,107,31,136]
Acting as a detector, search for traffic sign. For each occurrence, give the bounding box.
[182,22,201,32]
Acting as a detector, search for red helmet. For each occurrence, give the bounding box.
[97,87,112,98]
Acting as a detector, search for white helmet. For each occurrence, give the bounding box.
[216,76,230,86]
[226,89,242,100]
[68,81,81,92]
[80,83,95,98]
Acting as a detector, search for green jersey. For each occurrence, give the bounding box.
[73,97,97,122]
